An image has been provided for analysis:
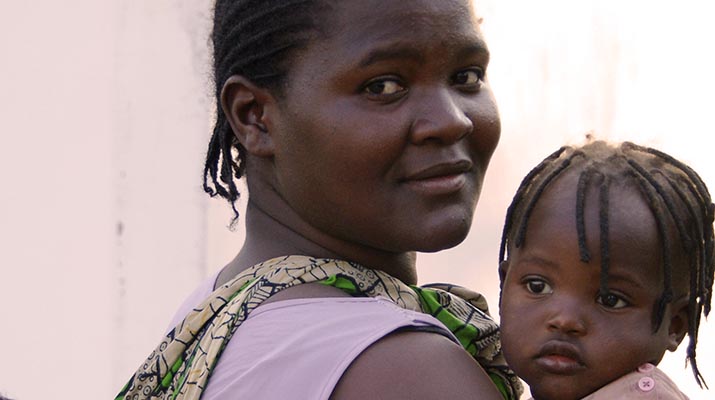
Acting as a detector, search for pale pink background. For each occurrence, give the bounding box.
[0,1,713,399]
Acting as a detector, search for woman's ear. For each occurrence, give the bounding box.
[666,297,689,352]
[220,75,277,157]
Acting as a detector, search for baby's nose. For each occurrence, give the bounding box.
[545,299,588,336]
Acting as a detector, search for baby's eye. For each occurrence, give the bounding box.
[596,293,629,309]
[525,278,553,295]
[363,78,405,96]
[451,68,484,87]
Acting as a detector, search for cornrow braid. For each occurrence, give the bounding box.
[498,147,568,263]
[499,141,715,386]
[597,174,610,298]
[514,150,584,248]
[624,159,675,330]
[576,168,596,262]
[203,0,323,224]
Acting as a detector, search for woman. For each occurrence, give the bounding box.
[117,0,520,398]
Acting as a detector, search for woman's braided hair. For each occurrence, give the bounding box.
[203,0,324,220]
[499,141,715,386]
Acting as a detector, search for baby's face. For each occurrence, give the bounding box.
[499,174,687,400]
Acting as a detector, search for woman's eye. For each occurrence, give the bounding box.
[452,68,484,86]
[596,293,629,309]
[525,279,552,295]
[363,79,405,96]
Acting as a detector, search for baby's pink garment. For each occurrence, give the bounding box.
[167,275,457,400]
[580,363,688,399]
[526,363,688,400]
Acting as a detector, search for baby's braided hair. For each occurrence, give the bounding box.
[499,141,715,386]
[203,0,325,222]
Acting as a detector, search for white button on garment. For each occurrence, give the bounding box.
[638,377,655,392]
[638,363,656,373]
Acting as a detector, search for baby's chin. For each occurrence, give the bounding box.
[529,387,591,400]
[526,375,608,400]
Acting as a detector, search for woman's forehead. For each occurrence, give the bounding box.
[317,0,484,47]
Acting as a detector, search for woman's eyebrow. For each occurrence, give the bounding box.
[356,36,489,69]
[358,46,424,67]
[455,40,490,61]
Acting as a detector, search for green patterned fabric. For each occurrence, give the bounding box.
[116,255,522,399]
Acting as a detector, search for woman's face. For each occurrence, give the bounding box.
[266,0,500,253]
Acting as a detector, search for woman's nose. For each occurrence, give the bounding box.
[409,88,473,145]
[546,299,588,336]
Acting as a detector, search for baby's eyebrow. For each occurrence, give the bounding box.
[514,255,559,270]
[606,272,645,290]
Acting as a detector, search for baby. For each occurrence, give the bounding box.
[498,141,714,399]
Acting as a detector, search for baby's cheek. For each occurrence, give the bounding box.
[499,313,522,350]
[499,291,528,328]
[500,300,535,351]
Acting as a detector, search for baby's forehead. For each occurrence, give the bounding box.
[544,166,677,237]
[528,163,691,286]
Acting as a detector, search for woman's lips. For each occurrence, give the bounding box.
[401,160,471,194]
[404,172,467,194]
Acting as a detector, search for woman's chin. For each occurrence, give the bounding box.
[413,224,471,253]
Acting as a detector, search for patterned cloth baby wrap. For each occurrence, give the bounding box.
[116,255,522,399]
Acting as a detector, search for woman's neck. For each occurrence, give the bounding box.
[218,199,417,287]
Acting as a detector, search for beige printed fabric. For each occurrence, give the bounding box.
[116,255,522,400]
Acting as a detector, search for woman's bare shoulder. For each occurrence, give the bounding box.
[330,330,504,400]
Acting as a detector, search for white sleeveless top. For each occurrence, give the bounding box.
[167,275,457,400]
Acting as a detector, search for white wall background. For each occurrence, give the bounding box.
[0,1,713,399]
